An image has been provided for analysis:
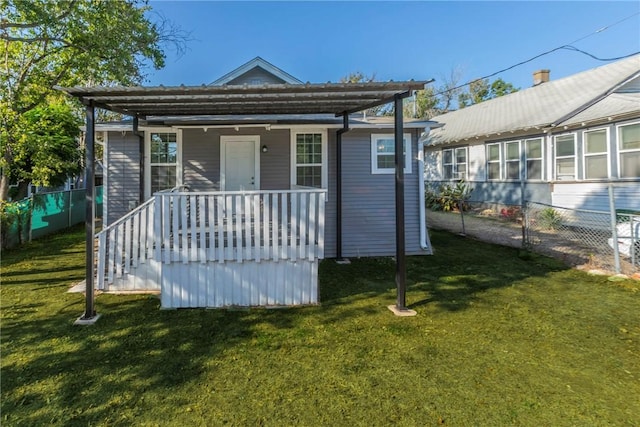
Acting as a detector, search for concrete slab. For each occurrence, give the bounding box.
[74,313,101,325]
[387,305,417,317]
[68,281,89,293]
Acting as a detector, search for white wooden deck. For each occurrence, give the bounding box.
[95,189,326,308]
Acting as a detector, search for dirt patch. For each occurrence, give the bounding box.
[426,210,635,275]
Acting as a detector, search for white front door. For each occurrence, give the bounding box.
[221,136,260,191]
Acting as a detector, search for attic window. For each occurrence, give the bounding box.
[249,78,263,85]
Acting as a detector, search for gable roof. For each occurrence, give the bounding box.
[428,54,640,145]
[210,56,303,85]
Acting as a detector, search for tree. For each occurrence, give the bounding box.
[458,78,518,108]
[339,71,376,84]
[406,66,465,119]
[0,0,187,200]
[6,100,83,200]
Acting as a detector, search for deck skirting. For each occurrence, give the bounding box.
[160,259,318,308]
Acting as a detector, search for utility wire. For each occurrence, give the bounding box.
[428,11,640,98]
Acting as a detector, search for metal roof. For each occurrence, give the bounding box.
[56,81,430,118]
[559,92,640,128]
[427,54,640,145]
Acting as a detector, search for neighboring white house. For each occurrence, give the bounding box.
[424,54,640,213]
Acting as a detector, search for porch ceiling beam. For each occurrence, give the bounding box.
[88,92,392,103]
[104,99,387,109]
[108,105,378,116]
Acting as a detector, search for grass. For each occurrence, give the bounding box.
[1,225,639,426]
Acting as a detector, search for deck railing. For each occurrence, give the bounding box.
[96,197,156,289]
[154,189,326,264]
[94,189,326,290]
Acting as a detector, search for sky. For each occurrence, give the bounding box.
[145,1,640,93]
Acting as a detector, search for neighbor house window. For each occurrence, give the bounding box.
[525,138,543,180]
[442,147,468,180]
[583,129,609,179]
[150,132,179,194]
[554,134,576,180]
[291,130,327,188]
[505,141,521,180]
[618,122,640,178]
[486,143,501,180]
[371,134,412,174]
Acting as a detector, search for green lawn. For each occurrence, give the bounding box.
[2,226,639,426]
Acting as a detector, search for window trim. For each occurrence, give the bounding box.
[553,133,577,181]
[290,128,328,189]
[486,142,502,181]
[524,137,544,181]
[504,140,521,181]
[617,121,640,179]
[442,146,468,180]
[144,128,182,199]
[582,127,610,180]
[371,133,412,175]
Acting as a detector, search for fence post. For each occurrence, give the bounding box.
[457,198,466,236]
[68,190,73,229]
[520,181,526,248]
[608,183,621,274]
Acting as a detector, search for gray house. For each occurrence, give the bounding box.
[424,54,640,212]
[60,57,435,310]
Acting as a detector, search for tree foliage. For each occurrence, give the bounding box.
[0,0,186,200]
[5,100,83,200]
[458,78,518,109]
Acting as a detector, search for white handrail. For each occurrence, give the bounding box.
[96,189,327,291]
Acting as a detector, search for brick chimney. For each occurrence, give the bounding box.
[533,69,550,86]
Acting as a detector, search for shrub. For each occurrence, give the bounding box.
[426,181,472,212]
[538,207,562,230]
[0,200,31,249]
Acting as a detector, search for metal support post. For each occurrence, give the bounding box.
[394,94,407,310]
[82,101,97,320]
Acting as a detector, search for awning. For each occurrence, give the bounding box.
[56,81,431,117]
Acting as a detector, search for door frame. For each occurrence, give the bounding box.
[220,135,261,191]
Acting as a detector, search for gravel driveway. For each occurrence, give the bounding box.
[426,210,524,248]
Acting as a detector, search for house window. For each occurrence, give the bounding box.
[486,143,501,180]
[583,129,609,179]
[554,134,576,180]
[525,138,543,180]
[150,132,179,194]
[291,131,327,188]
[505,141,521,180]
[442,147,468,180]
[371,134,412,174]
[618,122,640,178]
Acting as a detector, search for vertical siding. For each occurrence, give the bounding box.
[325,129,425,258]
[105,131,141,225]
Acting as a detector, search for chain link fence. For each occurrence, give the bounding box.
[524,202,639,275]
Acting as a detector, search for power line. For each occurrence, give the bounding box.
[429,11,640,98]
